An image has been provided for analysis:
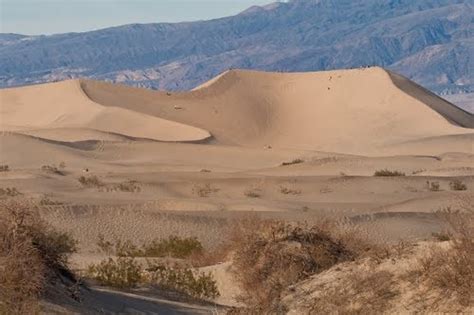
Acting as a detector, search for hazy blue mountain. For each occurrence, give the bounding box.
[0,0,472,105]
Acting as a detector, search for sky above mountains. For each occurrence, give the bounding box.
[0,0,276,35]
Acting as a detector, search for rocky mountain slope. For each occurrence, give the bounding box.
[0,0,472,111]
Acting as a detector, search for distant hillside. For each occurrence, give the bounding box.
[0,0,472,111]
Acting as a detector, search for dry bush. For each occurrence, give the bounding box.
[310,270,398,314]
[78,175,104,188]
[244,188,262,198]
[192,183,219,198]
[373,169,405,177]
[0,165,9,172]
[427,181,441,191]
[39,196,63,206]
[41,164,65,176]
[105,180,141,193]
[279,186,301,195]
[281,159,304,166]
[416,207,473,306]
[0,187,21,197]
[230,219,364,314]
[449,179,467,191]
[0,201,77,313]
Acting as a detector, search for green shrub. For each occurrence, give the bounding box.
[147,263,219,299]
[87,257,142,288]
[373,169,406,177]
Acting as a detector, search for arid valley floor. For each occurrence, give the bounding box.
[1,67,473,314]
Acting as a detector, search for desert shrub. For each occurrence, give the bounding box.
[427,181,441,191]
[431,232,450,242]
[0,201,77,313]
[59,161,66,169]
[142,236,203,259]
[449,179,467,191]
[279,186,301,195]
[86,257,142,288]
[96,235,204,259]
[232,220,358,313]
[78,175,104,188]
[39,196,63,206]
[192,183,219,198]
[41,164,65,176]
[281,159,304,166]
[105,181,141,193]
[373,169,405,177]
[310,270,398,314]
[416,208,473,306]
[147,263,219,299]
[244,188,262,198]
[0,165,9,172]
[0,187,21,197]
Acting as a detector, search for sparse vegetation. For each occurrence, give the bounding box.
[230,219,367,314]
[281,159,304,166]
[449,179,467,191]
[244,188,262,198]
[279,186,301,195]
[78,175,104,188]
[0,165,9,172]
[193,183,219,198]
[147,263,220,299]
[373,169,406,177]
[86,257,143,288]
[0,201,77,314]
[105,180,141,193]
[427,181,441,191]
[0,187,21,197]
[97,235,204,259]
[41,164,65,176]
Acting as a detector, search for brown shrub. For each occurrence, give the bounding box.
[78,175,104,188]
[373,169,405,177]
[417,207,473,306]
[0,201,77,313]
[449,179,467,191]
[231,220,361,314]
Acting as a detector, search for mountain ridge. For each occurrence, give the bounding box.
[0,0,472,112]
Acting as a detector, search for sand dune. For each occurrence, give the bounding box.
[0,80,210,142]
[80,67,472,155]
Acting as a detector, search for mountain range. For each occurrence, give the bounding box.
[0,0,472,111]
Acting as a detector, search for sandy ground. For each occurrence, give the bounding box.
[0,67,473,313]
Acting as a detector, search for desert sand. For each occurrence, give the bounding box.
[0,67,473,313]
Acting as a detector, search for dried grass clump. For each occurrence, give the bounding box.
[417,207,473,307]
[0,201,77,313]
[310,270,399,314]
[192,183,219,198]
[0,187,21,197]
[78,175,104,188]
[231,219,363,314]
[449,179,467,191]
[281,159,304,166]
[41,164,65,176]
[373,169,405,177]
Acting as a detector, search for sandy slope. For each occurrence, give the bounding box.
[0,80,210,142]
[79,67,473,155]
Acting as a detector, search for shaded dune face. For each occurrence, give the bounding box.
[1,67,472,155]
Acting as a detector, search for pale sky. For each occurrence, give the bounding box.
[0,0,276,35]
